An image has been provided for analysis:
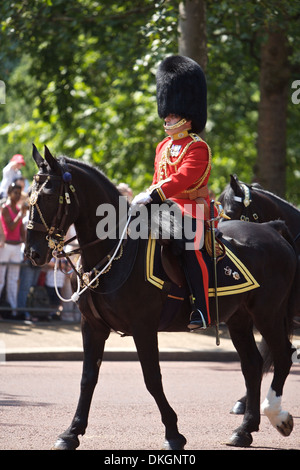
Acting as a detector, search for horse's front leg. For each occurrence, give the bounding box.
[133,326,186,450]
[53,316,110,450]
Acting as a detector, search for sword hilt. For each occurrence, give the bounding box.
[210,199,215,221]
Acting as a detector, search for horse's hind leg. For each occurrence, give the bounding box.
[133,327,187,450]
[226,311,263,447]
[53,317,110,450]
[259,320,294,437]
[230,339,268,415]
[261,387,294,437]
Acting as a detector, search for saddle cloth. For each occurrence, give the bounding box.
[145,235,260,330]
[146,235,259,297]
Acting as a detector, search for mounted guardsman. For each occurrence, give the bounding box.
[132,55,216,330]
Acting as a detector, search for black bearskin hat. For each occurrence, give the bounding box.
[156,55,207,133]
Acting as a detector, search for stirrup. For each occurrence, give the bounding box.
[188,309,207,330]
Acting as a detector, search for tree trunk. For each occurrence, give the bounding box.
[178,0,207,71]
[178,0,207,139]
[255,28,290,197]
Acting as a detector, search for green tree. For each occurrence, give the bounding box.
[204,0,300,203]
[0,0,299,203]
[0,0,180,189]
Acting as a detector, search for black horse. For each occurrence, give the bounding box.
[219,174,300,316]
[25,146,298,449]
[219,174,300,415]
[219,174,300,253]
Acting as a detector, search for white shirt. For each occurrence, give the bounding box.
[0,162,22,196]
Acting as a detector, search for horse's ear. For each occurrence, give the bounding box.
[44,145,59,171]
[230,174,242,195]
[32,143,44,167]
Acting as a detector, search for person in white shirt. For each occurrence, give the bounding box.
[0,154,26,199]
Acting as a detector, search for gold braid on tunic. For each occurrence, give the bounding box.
[152,133,212,193]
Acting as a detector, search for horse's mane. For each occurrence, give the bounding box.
[249,184,300,214]
[225,177,299,214]
[58,155,121,197]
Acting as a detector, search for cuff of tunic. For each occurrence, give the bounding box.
[149,187,166,204]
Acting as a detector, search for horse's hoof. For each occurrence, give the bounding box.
[51,436,80,450]
[276,413,293,437]
[163,434,187,450]
[230,400,245,415]
[226,431,253,447]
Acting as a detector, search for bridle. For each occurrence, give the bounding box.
[233,183,259,222]
[233,183,300,245]
[27,165,132,301]
[27,170,78,253]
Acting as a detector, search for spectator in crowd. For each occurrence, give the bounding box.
[0,183,27,318]
[12,176,28,204]
[17,259,41,321]
[0,217,4,248]
[45,257,67,320]
[0,154,26,200]
[17,187,40,321]
[117,182,133,202]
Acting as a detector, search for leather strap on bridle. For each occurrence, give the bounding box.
[233,183,259,222]
[27,173,70,245]
[28,166,129,291]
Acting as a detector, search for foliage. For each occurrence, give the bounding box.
[205,0,300,203]
[0,0,180,189]
[0,0,299,204]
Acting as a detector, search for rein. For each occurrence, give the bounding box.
[58,212,132,303]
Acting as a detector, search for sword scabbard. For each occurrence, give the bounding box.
[210,200,220,346]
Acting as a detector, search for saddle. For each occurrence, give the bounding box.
[161,243,185,287]
[160,228,225,288]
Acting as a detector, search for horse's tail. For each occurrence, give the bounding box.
[260,220,299,374]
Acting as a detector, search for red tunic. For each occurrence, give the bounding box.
[148,132,212,220]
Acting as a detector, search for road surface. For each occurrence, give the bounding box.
[0,361,299,451]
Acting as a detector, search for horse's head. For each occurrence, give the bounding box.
[25,144,79,266]
[219,175,244,219]
[219,174,259,222]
